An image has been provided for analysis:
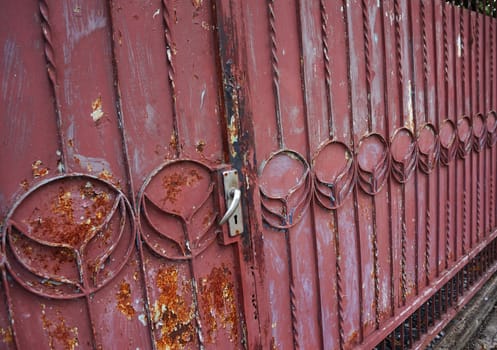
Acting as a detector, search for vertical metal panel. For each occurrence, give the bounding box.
[3,1,497,349]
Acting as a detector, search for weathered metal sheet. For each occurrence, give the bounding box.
[2,0,497,349]
[1,0,250,349]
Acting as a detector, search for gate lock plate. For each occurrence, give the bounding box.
[219,170,244,236]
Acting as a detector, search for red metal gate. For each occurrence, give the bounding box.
[1,0,497,349]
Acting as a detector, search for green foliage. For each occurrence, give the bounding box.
[447,0,497,17]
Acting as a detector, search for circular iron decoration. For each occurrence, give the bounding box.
[356,133,390,195]
[457,116,472,159]
[259,149,311,229]
[138,160,219,260]
[391,127,417,183]
[439,119,457,165]
[472,113,487,152]
[2,174,135,299]
[487,111,497,147]
[312,140,355,210]
[417,123,440,174]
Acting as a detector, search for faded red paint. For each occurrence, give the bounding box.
[1,0,497,349]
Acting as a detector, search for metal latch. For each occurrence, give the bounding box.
[219,170,244,236]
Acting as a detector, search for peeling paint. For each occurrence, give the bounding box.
[228,117,239,158]
[0,327,12,344]
[91,96,104,122]
[192,0,203,10]
[195,140,206,153]
[32,160,49,178]
[138,314,147,327]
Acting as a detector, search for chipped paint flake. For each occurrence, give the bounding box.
[32,160,49,178]
[192,0,203,9]
[138,314,147,326]
[153,8,160,18]
[91,96,104,122]
[0,327,12,344]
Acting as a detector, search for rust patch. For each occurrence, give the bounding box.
[199,264,239,343]
[202,210,213,228]
[116,280,135,320]
[328,220,335,232]
[195,140,206,153]
[14,230,76,274]
[153,266,195,350]
[0,327,13,344]
[98,170,113,182]
[161,170,203,204]
[347,330,359,345]
[41,305,79,350]
[29,184,112,248]
[20,179,29,191]
[32,160,49,178]
[91,96,104,122]
[170,134,178,150]
[68,139,74,148]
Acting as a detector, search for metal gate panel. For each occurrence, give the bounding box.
[109,1,249,349]
[3,0,497,349]
[1,0,252,349]
[238,0,497,349]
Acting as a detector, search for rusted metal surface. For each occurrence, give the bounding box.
[1,0,250,349]
[1,0,497,349]
[242,0,497,349]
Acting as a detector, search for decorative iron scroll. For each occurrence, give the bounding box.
[457,116,473,158]
[259,149,312,229]
[473,113,487,152]
[488,111,497,147]
[390,128,417,183]
[259,113,497,228]
[137,160,220,260]
[313,141,355,210]
[418,123,440,174]
[2,174,135,299]
[356,133,391,195]
[440,119,457,165]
